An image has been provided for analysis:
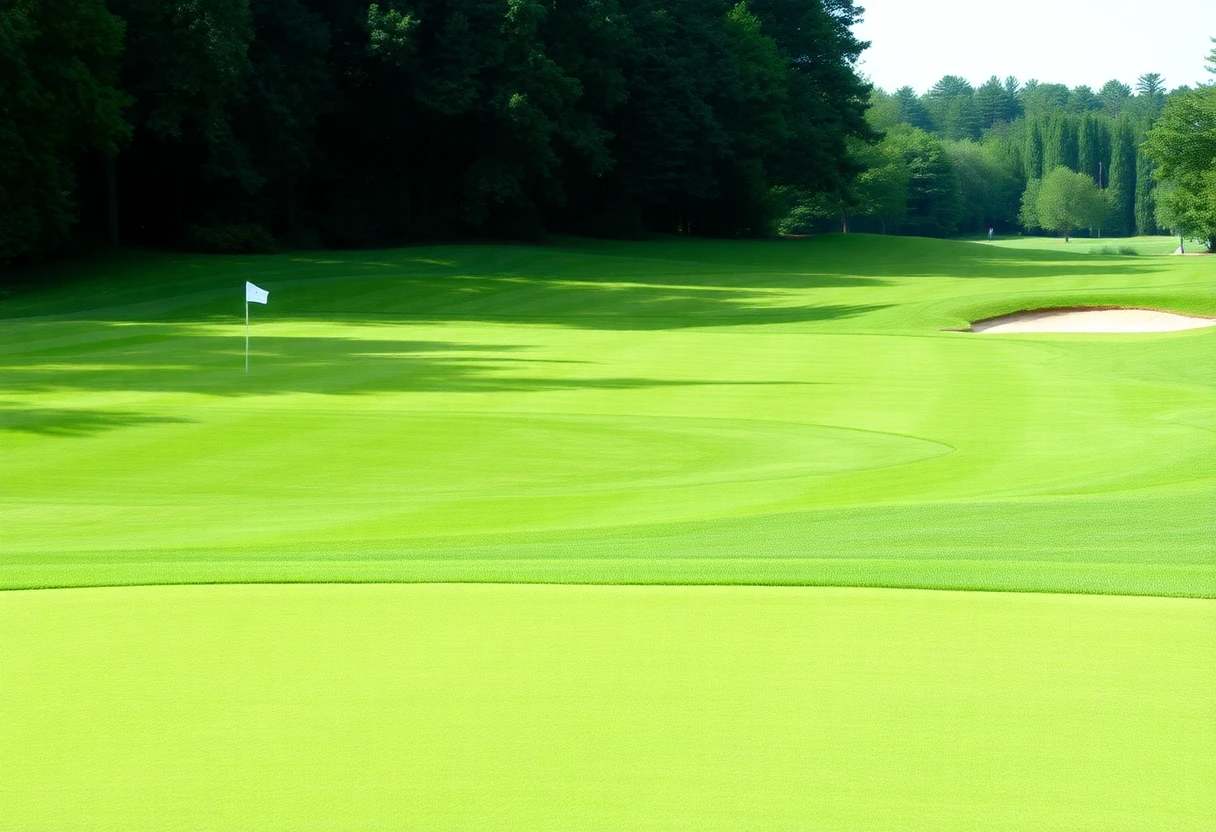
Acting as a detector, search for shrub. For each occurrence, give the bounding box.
[186,223,276,254]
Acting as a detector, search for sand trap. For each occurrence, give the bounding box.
[971,307,1216,333]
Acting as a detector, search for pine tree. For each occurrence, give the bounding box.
[893,86,932,130]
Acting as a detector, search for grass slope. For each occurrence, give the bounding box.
[2,584,1213,831]
[984,234,1197,256]
[2,235,1214,595]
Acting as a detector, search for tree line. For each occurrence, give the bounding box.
[781,56,1216,248]
[1,0,874,261]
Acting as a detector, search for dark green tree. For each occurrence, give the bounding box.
[0,0,128,260]
[1067,85,1102,113]
[1106,118,1137,236]
[923,75,978,140]
[750,0,875,202]
[1134,153,1159,235]
[1076,114,1105,185]
[975,75,1017,129]
[893,85,933,130]
[110,0,255,240]
[886,125,961,236]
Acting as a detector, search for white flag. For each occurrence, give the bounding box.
[245,281,269,304]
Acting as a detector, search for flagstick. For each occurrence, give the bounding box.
[245,300,249,374]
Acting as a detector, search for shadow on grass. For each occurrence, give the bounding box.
[0,326,831,398]
[2,236,1162,331]
[3,269,894,331]
[0,404,193,436]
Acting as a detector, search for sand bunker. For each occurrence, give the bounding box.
[971,308,1216,334]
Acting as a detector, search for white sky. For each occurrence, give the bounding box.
[854,0,1215,94]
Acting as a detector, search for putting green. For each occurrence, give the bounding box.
[1,584,1212,831]
[2,235,1213,594]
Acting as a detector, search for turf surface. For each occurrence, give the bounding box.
[984,234,1198,256]
[2,235,1213,594]
[4,236,1215,829]
[2,584,1213,831]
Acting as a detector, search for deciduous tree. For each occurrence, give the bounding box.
[1033,166,1108,240]
[1144,74,1216,248]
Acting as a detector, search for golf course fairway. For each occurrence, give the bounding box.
[2,235,1214,828]
[2,236,1214,594]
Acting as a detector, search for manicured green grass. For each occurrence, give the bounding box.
[3,236,1214,829]
[2,583,1213,832]
[2,234,1214,595]
[985,234,1201,256]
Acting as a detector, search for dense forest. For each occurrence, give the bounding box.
[780,65,1215,244]
[2,2,1213,262]
[1,0,873,260]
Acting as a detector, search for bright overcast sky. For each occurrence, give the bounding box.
[854,0,1215,94]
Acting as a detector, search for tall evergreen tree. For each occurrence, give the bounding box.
[893,85,932,130]
[923,75,978,140]
[1107,118,1137,236]
[1077,115,1101,184]
[1134,72,1167,119]
[1134,153,1158,235]
[975,75,1014,129]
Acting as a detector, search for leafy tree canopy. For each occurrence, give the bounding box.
[1028,166,1109,240]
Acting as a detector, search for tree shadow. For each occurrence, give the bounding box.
[0,325,830,398]
[0,404,193,436]
[2,259,894,331]
[1,236,1171,329]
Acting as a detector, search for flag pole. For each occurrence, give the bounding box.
[245,300,249,374]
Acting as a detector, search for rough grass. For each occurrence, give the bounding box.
[2,234,1214,596]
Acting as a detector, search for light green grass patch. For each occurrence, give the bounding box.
[2,235,1214,595]
[1,583,1212,831]
[985,234,1203,256]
